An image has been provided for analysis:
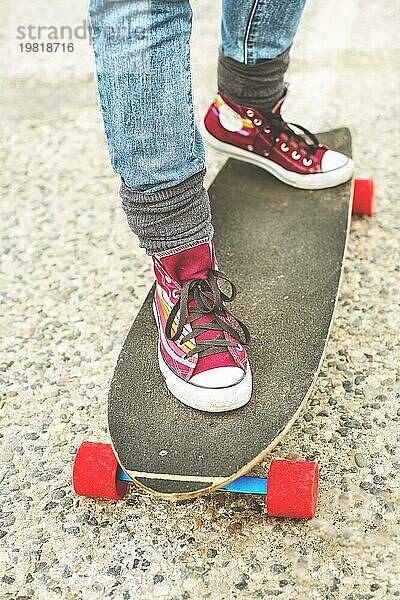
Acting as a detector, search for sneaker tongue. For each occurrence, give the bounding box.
[160,242,212,286]
[160,241,237,374]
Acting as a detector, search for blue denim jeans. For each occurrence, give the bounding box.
[88,0,306,253]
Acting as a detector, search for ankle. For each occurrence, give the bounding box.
[217,46,290,114]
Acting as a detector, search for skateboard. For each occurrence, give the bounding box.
[73,128,374,519]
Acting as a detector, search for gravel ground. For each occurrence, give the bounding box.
[1,1,399,598]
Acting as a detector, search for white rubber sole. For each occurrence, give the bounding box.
[157,345,252,412]
[199,120,354,190]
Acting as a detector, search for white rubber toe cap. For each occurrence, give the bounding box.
[190,366,244,388]
[158,345,252,412]
[321,149,349,173]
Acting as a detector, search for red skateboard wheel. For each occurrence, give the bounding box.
[266,460,318,519]
[73,441,128,500]
[352,178,374,216]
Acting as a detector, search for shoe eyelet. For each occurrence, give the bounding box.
[303,157,313,167]
[263,128,271,134]
[263,151,269,157]
[172,289,179,299]
[236,344,243,351]
[292,151,301,160]
[165,275,172,283]
[247,144,254,151]
[254,118,262,126]
[281,143,289,152]
[275,137,280,143]
[246,109,254,117]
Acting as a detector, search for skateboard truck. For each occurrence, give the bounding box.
[73,441,318,519]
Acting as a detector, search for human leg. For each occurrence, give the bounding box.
[88,0,212,255]
[88,0,251,411]
[200,0,353,189]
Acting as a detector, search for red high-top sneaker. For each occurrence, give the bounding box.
[200,91,353,189]
[152,240,252,412]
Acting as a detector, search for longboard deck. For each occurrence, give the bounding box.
[108,128,352,499]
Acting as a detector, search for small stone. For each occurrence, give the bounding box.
[306,453,319,461]
[35,562,49,573]
[317,410,329,417]
[51,489,66,499]
[249,499,262,514]
[271,564,286,573]
[373,474,384,484]
[371,583,380,591]
[304,426,316,435]
[235,578,248,590]
[153,574,164,584]
[1,575,15,584]
[63,566,72,578]
[354,453,368,468]
[60,497,73,508]
[84,515,98,526]
[363,385,379,400]
[107,564,121,577]
[227,521,242,534]
[337,428,349,437]
[360,481,372,490]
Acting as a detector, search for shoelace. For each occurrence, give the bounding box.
[164,269,250,359]
[260,112,320,160]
